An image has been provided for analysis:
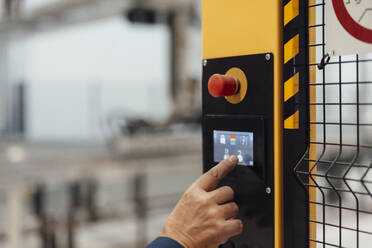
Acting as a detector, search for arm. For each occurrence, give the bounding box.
[147,237,184,248]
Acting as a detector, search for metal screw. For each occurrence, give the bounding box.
[265,187,271,194]
[265,53,271,61]
[203,60,208,66]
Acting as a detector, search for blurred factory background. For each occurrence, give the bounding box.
[0,0,202,247]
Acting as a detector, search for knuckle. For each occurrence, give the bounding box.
[182,188,201,203]
[196,195,209,208]
[206,194,216,205]
[210,167,220,179]
[208,207,219,219]
[182,190,193,201]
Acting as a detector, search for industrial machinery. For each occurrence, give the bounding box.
[202,1,372,248]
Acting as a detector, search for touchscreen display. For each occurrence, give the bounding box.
[213,130,254,166]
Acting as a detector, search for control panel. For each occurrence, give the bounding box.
[202,53,274,248]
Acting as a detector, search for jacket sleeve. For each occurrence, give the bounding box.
[146,237,185,248]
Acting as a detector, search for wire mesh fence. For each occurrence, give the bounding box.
[293,1,372,247]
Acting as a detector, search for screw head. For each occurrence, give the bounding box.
[203,60,208,66]
[266,187,271,194]
[265,53,271,61]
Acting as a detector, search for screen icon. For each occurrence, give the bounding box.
[242,136,248,145]
[224,148,230,159]
[220,134,226,144]
[230,134,236,145]
[237,150,243,163]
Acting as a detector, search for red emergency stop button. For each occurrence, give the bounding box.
[208,74,240,98]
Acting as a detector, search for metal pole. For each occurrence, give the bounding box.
[133,172,147,248]
[7,187,23,248]
[168,8,192,114]
[67,182,81,248]
[86,179,99,222]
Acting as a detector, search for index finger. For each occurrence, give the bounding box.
[196,155,238,191]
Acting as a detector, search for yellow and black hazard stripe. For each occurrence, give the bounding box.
[282,0,310,247]
[283,0,303,129]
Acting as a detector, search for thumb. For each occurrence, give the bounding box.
[196,156,238,192]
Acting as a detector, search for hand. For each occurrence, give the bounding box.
[161,156,243,248]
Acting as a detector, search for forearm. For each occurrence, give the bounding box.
[146,237,185,248]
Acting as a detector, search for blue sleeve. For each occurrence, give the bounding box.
[146,237,184,248]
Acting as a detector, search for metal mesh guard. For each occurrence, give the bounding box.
[293,1,372,247]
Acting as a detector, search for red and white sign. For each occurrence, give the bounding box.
[326,0,372,55]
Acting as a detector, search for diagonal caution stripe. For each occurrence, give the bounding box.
[284,110,299,130]
[284,73,299,102]
[284,0,299,26]
[284,34,299,64]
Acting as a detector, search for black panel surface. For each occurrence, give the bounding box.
[202,54,274,118]
[202,54,274,248]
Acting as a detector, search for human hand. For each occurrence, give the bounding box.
[161,156,242,248]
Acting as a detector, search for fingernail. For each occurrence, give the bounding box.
[229,155,238,163]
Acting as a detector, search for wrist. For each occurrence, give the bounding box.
[161,222,196,248]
